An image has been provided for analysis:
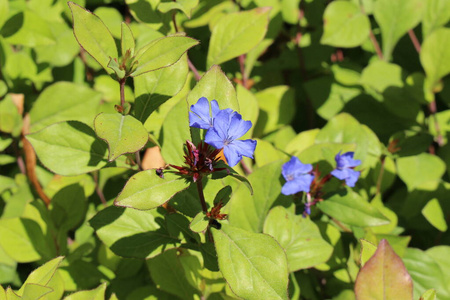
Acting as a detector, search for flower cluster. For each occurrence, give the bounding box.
[189,97,257,167]
[281,151,361,215]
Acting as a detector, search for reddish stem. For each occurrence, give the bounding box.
[408,30,421,53]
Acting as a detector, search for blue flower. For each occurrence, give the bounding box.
[205,110,256,167]
[281,157,314,195]
[189,97,231,130]
[331,151,361,187]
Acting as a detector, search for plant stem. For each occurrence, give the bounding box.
[408,29,421,53]
[376,155,386,194]
[238,54,248,89]
[135,151,143,171]
[119,77,126,108]
[188,58,201,81]
[429,97,444,146]
[93,171,107,207]
[360,5,383,60]
[196,177,208,213]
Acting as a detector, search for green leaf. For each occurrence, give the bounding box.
[355,239,413,300]
[263,206,333,272]
[26,121,109,176]
[420,28,450,92]
[403,248,450,299]
[114,170,189,210]
[158,0,199,18]
[422,0,450,37]
[90,206,180,259]
[373,0,424,61]
[207,7,270,67]
[212,224,289,300]
[64,283,106,300]
[0,218,48,263]
[0,95,22,137]
[397,153,445,190]
[426,246,450,289]
[228,161,287,232]
[50,184,86,231]
[359,239,377,267]
[134,54,189,123]
[0,0,8,29]
[107,58,126,79]
[160,98,191,166]
[360,61,403,93]
[253,86,295,136]
[93,7,123,39]
[94,113,148,161]
[21,284,53,299]
[321,1,370,48]
[422,198,447,232]
[146,249,199,299]
[189,212,209,233]
[420,289,437,300]
[1,10,55,47]
[186,64,240,115]
[236,84,259,139]
[17,256,64,296]
[131,35,198,77]
[121,22,135,57]
[318,188,390,227]
[281,0,300,24]
[68,2,118,74]
[29,82,102,133]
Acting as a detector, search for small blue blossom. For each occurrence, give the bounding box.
[281,157,314,195]
[205,110,256,167]
[331,151,361,187]
[189,97,231,130]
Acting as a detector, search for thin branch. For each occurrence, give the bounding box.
[408,29,421,53]
[376,155,386,194]
[240,159,252,175]
[188,58,201,81]
[238,54,249,89]
[368,30,383,60]
[119,77,126,108]
[135,151,143,171]
[196,177,208,214]
[93,171,107,207]
[429,98,444,147]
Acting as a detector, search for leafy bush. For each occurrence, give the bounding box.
[0,0,449,299]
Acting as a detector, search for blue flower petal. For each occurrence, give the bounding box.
[228,113,252,140]
[282,157,312,181]
[230,139,256,158]
[281,174,314,195]
[211,110,232,139]
[189,97,212,129]
[344,169,360,187]
[205,128,225,149]
[223,143,242,167]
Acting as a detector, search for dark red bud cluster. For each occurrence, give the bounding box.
[170,140,225,182]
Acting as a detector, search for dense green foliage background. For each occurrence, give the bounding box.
[0,0,450,299]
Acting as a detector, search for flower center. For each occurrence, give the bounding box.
[287,174,294,181]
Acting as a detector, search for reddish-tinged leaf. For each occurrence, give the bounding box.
[355,239,413,300]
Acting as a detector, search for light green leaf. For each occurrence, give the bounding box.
[254,139,289,168]
[26,121,109,176]
[158,0,199,18]
[17,257,64,296]
[90,206,180,258]
[68,2,118,74]
[420,28,450,92]
[0,0,8,29]
[160,98,191,165]
[146,249,199,299]
[422,198,447,232]
[190,212,209,233]
[0,285,4,300]
[360,61,403,93]
[397,153,445,190]
[321,1,370,48]
[207,7,270,67]
[114,170,189,210]
[134,54,189,123]
[359,239,377,267]
[94,113,148,161]
[64,283,106,300]
[423,0,450,37]
[420,289,437,300]
[373,0,424,61]
[93,7,122,39]
[254,86,295,136]
[403,248,450,300]
[121,22,135,57]
[426,246,450,288]
[0,218,47,263]
[281,0,300,24]
[355,239,413,300]
[131,35,198,77]
[236,84,259,139]
[29,82,102,133]
[1,10,55,47]
[213,224,288,300]
[50,184,86,231]
[0,95,22,137]
[318,188,390,227]
[187,64,240,113]
[228,161,287,233]
[107,58,126,79]
[21,284,53,299]
[263,206,333,272]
